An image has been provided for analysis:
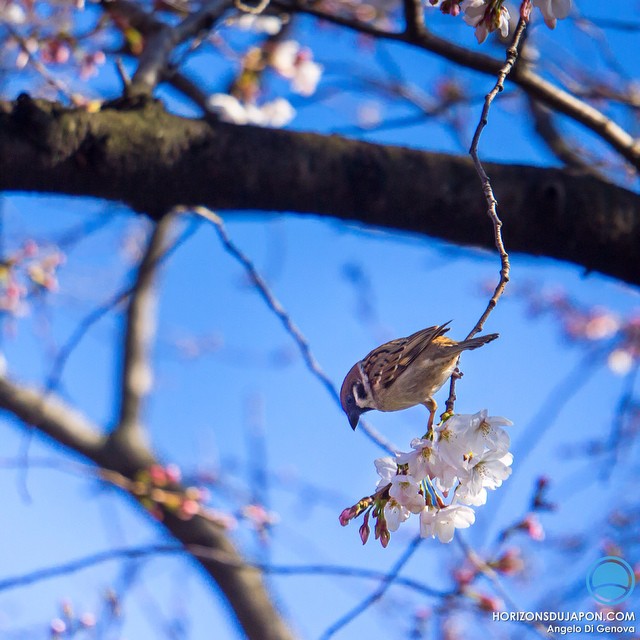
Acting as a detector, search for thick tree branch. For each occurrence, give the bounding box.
[0,97,639,287]
[0,374,296,640]
[0,377,106,459]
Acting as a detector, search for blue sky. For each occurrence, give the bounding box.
[1,1,639,638]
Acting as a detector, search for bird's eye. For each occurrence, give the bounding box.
[346,394,355,406]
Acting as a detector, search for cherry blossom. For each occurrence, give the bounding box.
[420,504,475,543]
[532,0,571,29]
[1,1,25,24]
[269,40,323,96]
[396,437,437,479]
[341,409,514,545]
[374,455,397,488]
[460,0,510,44]
[234,14,283,35]
[608,348,634,375]
[207,94,296,127]
[384,498,412,531]
[388,474,425,513]
[467,410,512,454]
[455,482,488,506]
[460,450,513,495]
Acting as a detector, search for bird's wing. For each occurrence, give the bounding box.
[362,322,451,391]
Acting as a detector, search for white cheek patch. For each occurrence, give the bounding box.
[354,363,374,408]
[353,386,368,408]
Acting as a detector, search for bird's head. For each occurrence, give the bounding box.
[340,362,373,430]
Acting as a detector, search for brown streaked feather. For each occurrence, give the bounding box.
[362,322,452,391]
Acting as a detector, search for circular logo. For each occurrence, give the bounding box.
[586,556,636,605]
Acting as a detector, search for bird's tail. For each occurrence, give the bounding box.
[458,333,499,351]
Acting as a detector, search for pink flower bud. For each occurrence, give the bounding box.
[494,548,524,575]
[339,506,355,526]
[164,463,182,483]
[149,464,168,486]
[477,593,504,612]
[178,498,200,520]
[453,566,476,587]
[519,514,545,541]
[50,618,66,634]
[22,240,38,257]
[80,613,97,628]
[359,520,370,545]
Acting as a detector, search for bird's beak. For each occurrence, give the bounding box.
[348,409,360,430]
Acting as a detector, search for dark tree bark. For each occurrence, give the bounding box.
[1,95,639,286]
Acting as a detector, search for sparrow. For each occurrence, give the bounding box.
[340,322,498,430]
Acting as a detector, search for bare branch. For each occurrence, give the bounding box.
[0,376,105,459]
[104,0,640,169]
[0,208,293,638]
[105,0,232,96]
[319,535,422,639]
[445,12,525,413]
[456,534,550,640]
[271,1,640,170]
[0,542,447,598]
[0,371,295,640]
[115,214,174,445]
[45,218,200,395]
[190,206,398,454]
[0,544,184,593]
[466,16,526,336]
[528,99,601,175]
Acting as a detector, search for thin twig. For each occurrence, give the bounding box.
[0,544,183,593]
[456,534,552,640]
[115,57,131,89]
[603,361,640,479]
[268,0,640,171]
[189,206,398,455]
[482,346,605,537]
[44,218,200,395]
[445,10,528,414]
[318,535,423,640]
[0,541,446,598]
[467,15,527,331]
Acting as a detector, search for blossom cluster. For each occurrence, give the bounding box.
[207,94,296,127]
[513,283,640,376]
[340,410,513,546]
[3,0,106,81]
[125,464,241,528]
[429,0,572,43]
[207,36,323,127]
[0,240,64,323]
[50,600,97,640]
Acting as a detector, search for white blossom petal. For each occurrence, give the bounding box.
[374,456,397,489]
